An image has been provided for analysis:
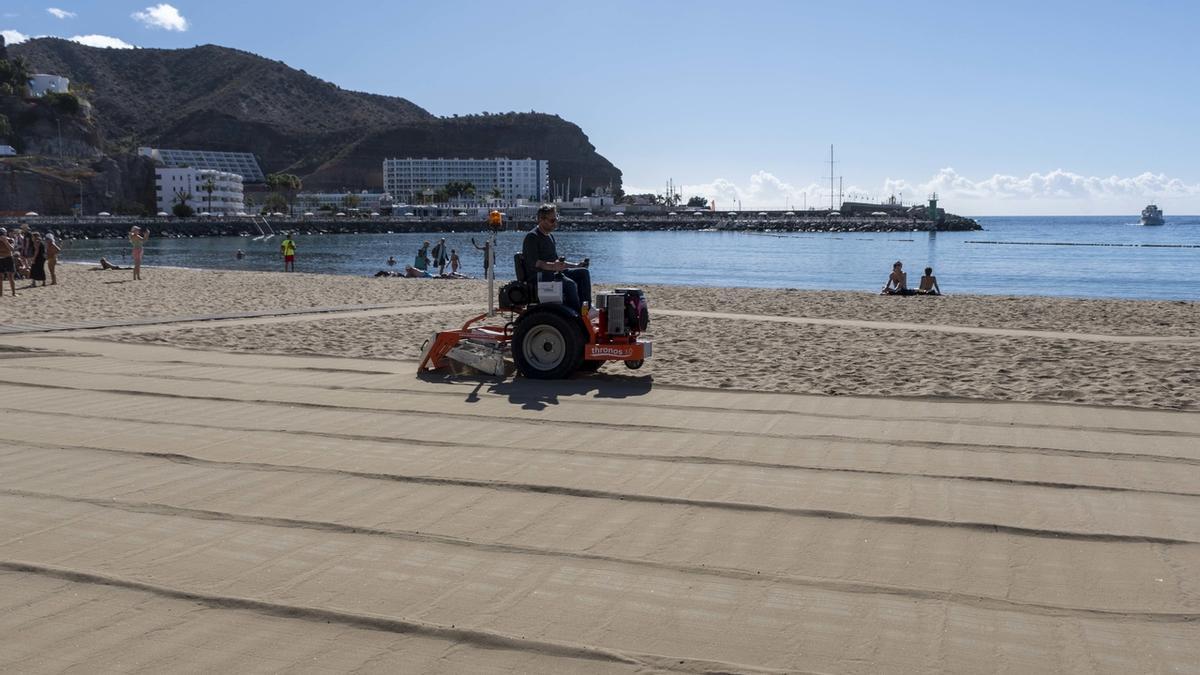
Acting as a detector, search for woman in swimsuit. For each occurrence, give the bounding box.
[129,226,150,280]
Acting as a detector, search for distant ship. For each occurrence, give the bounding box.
[1140,204,1165,226]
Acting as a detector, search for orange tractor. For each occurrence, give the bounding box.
[418,214,651,379]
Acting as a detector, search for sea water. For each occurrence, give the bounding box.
[60,216,1200,301]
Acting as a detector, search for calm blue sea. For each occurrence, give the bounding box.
[60,216,1200,300]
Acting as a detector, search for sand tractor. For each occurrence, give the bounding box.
[418,214,651,379]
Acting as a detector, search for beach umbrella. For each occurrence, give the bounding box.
[335,212,346,217]
[456,211,468,216]
[826,211,840,216]
[757,212,767,216]
[785,211,795,216]
[156,211,169,216]
[199,212,213,216]
[692,211,704,215]
[303,212,315,217]
[97,211,111,216]
[614,212,624,216]
[24,211,39,216]
[726,211,737,216]
[583,212,593,216]
[871,211,888,216]
[667,212,677,216]
[404,212,414,216]
[370,212,380,217]
[271,212,284,217]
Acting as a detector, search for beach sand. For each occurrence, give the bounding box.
[1,265,1198,672]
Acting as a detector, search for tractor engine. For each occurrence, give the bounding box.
[597,288,650,337]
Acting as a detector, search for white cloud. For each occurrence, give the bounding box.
[70,34,135,49]
[2,29,31,43]
[47,8,77,19]
[885,168,1200,203]
[2,28,134,48]
[631,171,854,211]
[131,3,187,31]
[645,168,1200,214]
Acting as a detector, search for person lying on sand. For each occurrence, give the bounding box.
[90,257,125,271]
[917,267,941,295]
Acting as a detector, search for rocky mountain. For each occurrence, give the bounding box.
[8,39,622,195]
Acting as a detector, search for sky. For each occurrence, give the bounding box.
[4,0,1200,214]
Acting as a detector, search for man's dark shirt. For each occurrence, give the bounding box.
[522,226,557,279]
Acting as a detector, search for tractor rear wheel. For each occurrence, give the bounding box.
[513,310,585,379]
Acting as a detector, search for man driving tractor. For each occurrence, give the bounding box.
[522,204,591,311]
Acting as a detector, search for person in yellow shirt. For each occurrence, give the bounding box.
[280,233,296,272]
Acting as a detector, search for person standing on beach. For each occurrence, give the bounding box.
[449,249,460,275]
[27,232,47,288]
[431,238,448,275]
[415,241,430,272]
[472,237,492,277]
[281,233,297,272]
[0,228,17,296]
[44,233,61,285]
[129,226,149,281]
[18,223,34,271]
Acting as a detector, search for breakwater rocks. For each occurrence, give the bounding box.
[1,214,980,239]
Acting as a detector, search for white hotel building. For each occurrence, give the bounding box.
[383,157,549,202]
[155,168,246,215]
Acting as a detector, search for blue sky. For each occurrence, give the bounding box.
[4,0,1200,214]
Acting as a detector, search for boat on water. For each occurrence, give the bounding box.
[1140,204,1165,226]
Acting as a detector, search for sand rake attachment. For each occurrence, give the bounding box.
[418,314,513,378]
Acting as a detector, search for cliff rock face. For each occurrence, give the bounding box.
[9,39,623,196]
[0,154,157,215]
[305,113,622,195]
[0,95,102,159]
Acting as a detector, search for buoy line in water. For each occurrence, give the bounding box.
[966,240,1200,249]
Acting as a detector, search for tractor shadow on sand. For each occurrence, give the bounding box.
[419,369,654,411]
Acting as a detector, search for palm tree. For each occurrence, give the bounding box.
[201,177,216,214]
[266,173,303,214]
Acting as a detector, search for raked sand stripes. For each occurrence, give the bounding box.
[0,335,1197,673]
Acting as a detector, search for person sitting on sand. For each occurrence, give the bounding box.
[917,267,941,295]
[881,261,915,296]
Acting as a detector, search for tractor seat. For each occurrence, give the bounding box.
[515,252,535,297]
